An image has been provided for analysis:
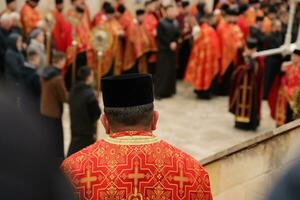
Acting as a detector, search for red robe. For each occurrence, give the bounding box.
[20,3,41,36]
[185,23,220,91]
[92,12,106,27]
[144,13,158,63]
[269,63,300,126]
[52,9,72,52]
[61,131,213,200]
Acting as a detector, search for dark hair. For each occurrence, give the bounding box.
[104,103,154,128]
[78,66,92,81]
[27,49,39,61]
[117,4,126,14]
[52,51,66,65]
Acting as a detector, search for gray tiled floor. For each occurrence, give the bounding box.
[63,81,275,161]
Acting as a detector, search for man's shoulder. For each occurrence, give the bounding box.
[61,140,106,169]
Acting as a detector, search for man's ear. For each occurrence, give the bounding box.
[100,114,110,134]
[151,111,159,131]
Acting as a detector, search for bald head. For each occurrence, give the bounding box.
[0,13,13,30]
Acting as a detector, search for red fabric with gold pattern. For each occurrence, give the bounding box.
[185,23,220,90]
[119,11,134,36]
[281,64,300,103]
[92,12,106,27]
[20,3,41,37]
[62,131,213,200]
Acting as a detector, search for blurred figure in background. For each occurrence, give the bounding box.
[41,51,68,159]
[28,28,46,73]
[20,0,42,37]
[68,67,101,156]
[266,158,300,200]
[4,33,25,109]
[0,88,76,200]
[1,0,17,16]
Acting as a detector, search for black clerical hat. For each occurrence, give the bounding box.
[246,38,258,49]
[55,0,63,5]
[293,49,300,56]
[102,74,154,108]
[6,0,15,5]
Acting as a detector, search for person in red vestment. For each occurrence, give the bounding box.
[268,50,300,127]
[229,38,264,131]
[20,0,42,37]
[65,0,93,89]
[61,74,213,200]
[52,0,72,53]
[144,0,159,76]
[185,16,220,99]
[122,9,157,74]
[92,1,110,27]
[217,7,244,95]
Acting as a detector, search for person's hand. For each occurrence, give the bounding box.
[170,42,177,51]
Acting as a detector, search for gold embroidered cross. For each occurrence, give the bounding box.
[80,169,97,190]
[128,162,145,197]
[174,168,188,190]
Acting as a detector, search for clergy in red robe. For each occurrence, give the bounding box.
[94,4,124,76]
[185,17,220,99]
[217,8,244,95]
[20,0,41,37]
[144,0,159,75]
[229,38,264,131]
[268,50,300,127]
[64,0,93,88]
[92,2,110,27]
[116,4,133,36]
[61,74,213,200]
[52,0,72,52]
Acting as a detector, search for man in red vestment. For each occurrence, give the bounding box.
[268,50,300,127]
[65,0,93,88]
[144,0,159,76]
[61,74,213,200]
[122,9,157,74]
[52,0,72,52]
[217,7,244,95]
[92,2,110,27]
[185,16,220,99]
[229,38,264,130]
[20,0,42,37]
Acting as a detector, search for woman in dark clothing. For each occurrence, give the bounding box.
[4,33,25,109]
[68,67,101,156]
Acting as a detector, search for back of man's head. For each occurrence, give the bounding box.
[101,74,156,133]
[78,66,91,82]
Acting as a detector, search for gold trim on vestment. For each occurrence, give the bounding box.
[104,136,161,145]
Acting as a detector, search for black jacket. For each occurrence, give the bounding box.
[69,82,101,136]
[4,33,25,84]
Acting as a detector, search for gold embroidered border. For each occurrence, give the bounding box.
[104,136,161,145]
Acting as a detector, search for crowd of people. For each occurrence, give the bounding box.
[1,0,300,199]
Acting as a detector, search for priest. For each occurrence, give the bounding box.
[144,0,159,76]
[122,9,157,74]
[268,49,300,127]
[20,0,42,37]
[52,0,72,53]
[65,0,93,89]
[185,15,220,99]
[95,3,124,77]
[155,5,180,99]
[229,38,264,131]
[217,7,244,95]
[61,73,213,200]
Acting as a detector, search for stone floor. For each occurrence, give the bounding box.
[62,81,276,162]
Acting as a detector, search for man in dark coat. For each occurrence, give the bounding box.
[68,67,101,156]
[41,51,68,159]
[155,4,180,99]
